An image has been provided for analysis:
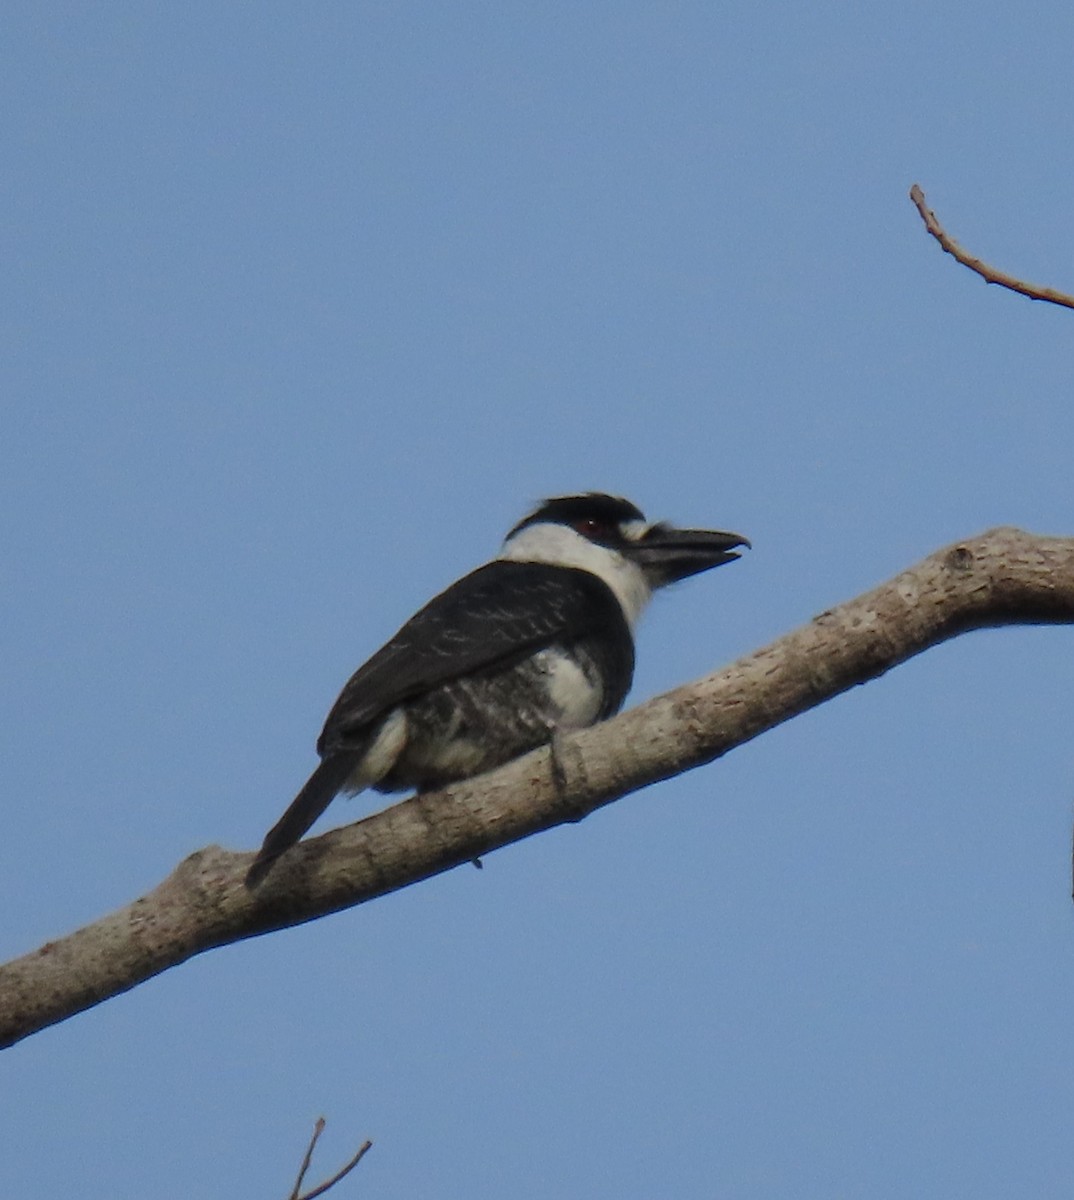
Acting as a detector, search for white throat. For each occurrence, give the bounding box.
[499,522,652,629]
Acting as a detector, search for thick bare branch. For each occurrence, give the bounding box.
[2,527,1073,1049]
[909,183,1074,309]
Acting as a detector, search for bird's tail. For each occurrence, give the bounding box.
[246,754,361,887]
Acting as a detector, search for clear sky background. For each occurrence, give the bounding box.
[3,4,1074,1197]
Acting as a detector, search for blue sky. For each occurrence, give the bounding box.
[3,4,1074,1197]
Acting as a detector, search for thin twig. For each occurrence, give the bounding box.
[299,1138,373,1200]
[909,183,1074,310]
[289,1118,326,1200]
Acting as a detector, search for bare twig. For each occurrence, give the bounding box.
[909,184,1074,310]
[286,1120,372,1200]
[4,528,1074,1048]
[289,1117,326,1200]
[300,1141,373,1200]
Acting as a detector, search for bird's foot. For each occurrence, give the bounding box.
[549,730,589,821]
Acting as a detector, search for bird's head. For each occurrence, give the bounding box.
[500,493,749,621]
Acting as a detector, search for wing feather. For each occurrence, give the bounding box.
[316,562,629,755]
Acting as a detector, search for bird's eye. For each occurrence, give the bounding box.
[575,517,610,539]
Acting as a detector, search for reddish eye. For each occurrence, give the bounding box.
[575,517,609,538]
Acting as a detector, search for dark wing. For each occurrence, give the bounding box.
[247,562,632,887]
[317,561,632,756]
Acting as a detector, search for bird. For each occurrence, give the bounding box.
[246,493,749,885]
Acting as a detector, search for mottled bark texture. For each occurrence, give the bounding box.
[3,527,1073,1048]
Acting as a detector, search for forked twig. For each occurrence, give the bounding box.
[909,183,1074,310]
[288,1118,373,1200]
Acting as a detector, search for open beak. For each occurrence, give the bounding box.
[626,524,751,586]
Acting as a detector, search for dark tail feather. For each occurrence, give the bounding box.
[246,754,361,887]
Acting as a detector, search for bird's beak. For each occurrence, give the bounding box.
[625,524,751,586]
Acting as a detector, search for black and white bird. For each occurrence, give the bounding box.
[246,493,748,885]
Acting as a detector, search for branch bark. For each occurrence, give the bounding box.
[3,527,1073,1049]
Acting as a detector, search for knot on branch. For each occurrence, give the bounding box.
[945,545,975,572]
